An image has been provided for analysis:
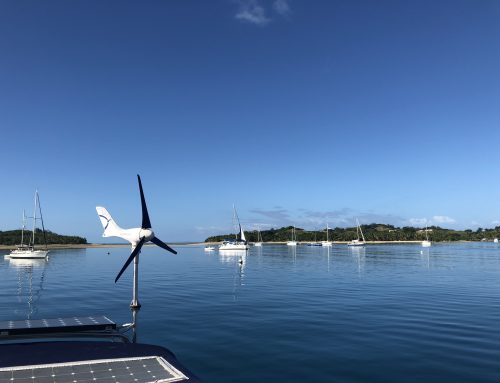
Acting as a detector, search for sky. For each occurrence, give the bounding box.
[1,0,500,243]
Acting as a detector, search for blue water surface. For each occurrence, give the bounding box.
[1,243,500,383]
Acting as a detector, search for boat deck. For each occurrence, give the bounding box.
[0,317,200,382]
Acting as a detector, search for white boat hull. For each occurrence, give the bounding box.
[254,242,262,247]
[321,241,332,247]
[9,249,49,259]
[219,243,248,251]
[347,241,365,247]
[421,240,431,248]
[287,241,297,246]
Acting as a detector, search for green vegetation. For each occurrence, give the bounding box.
[205,224,500,243]
[0,229,87,245]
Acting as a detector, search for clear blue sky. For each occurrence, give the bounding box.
[1,0,500,242]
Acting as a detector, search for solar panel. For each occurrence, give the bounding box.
[0,316,116,336]
[0,356,189,383]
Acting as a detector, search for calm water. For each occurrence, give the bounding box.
[1,243,500,382]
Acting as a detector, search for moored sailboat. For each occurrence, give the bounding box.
[254,226,263,247]
[9,191,49,259]
[321,223,333,247]
[219,205,249,251]
[347,219,365,247]
[422,226,431,247]
[287,226,298,246]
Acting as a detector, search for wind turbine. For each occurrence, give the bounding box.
[96,175,177,309]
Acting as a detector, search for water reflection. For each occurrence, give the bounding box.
[420,248,431,269]
[218,250,247,267]
[323,246,331,272]
[8,257,48,319]
[348,246,365,274]
[216,251,248,301]
[288,245,297,264]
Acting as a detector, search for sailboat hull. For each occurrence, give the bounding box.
[421,241,431,248]
[9,249,49,259]
[347,241,365,247]
[219,242,248,251]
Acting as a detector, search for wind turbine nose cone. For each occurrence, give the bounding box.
[139,228,154,242]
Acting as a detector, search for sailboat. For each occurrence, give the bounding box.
[219,205,249,251]
[254,226,263,247]
[287,226,298,246]
[9,191,49,259]
[321,223,333,247]
[306,228,322,246]
[347,219,365,247]
[421,226,431,247]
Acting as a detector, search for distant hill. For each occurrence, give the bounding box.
[205,224,500,242]
[0,229,87,245]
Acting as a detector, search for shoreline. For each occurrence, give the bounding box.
[0,240,481,250]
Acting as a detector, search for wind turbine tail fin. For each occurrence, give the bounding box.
[96,206,123,237]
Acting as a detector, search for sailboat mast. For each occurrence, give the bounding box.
[233,204,237,240]
[37,191,48,250]
[31,190,38,247]
[357,219,366,242]
[326,223,329,242]
[21,210,25,247]
[233,204,246,242]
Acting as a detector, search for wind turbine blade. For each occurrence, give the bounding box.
[151,236,177,255]
[115,237,145,283]
[137,174,152,229]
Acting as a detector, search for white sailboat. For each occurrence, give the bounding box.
[9,191,49,259]
[321,223,333,247]
[421,226,431,247]
[347,219,365,247]
[287,226,298,246]
[254,226,263,247]
[219,205,249,251]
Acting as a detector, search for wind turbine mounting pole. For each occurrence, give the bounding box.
[131,245,141,310]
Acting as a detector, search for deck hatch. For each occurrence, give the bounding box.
[0,356,189,383]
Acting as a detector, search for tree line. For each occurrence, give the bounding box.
[0,229,87,245]
[205,224,500,243]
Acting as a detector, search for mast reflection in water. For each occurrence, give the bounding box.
[8,257,48,319]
